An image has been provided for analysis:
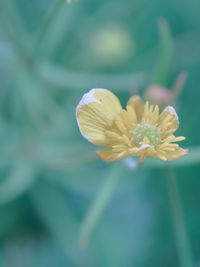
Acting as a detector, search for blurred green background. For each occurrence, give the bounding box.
[0,0,200,266]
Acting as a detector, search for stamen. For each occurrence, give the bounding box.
[143,101,149,120]
[122,134,132,147]
[121,110,132,131]
[115,115,127,134]
[105,130,122,141]
[151,105,159,125]
[126,105,137,123]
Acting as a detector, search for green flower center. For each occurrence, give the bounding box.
[132,123,161,146]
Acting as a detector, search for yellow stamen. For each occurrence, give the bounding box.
[115,115,127,134]
[126,105,137,123]
[151,105,159,125]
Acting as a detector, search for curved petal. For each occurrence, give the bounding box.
[76,89,122,145]
[158,106,179,131]
[127,96,144,122]
[164,147,188,161]
[96,148,128,162]
[134,144,155,162]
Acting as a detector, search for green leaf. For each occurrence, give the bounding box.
[33,0,65,55]
[166,166,195,267]
[0,162,35,205]
[79,163,124,246]
[0,0,31,58]
[36,61,146,91]
[30,180,79,264]
[0,200,25,237]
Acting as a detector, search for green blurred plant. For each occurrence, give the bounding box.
[0,0,199,266]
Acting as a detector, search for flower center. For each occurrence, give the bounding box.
[132,123,161,146]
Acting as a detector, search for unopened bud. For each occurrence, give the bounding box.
[145,72,187,107]
[145,85,173,106]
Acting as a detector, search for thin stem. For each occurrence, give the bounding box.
[172,71,188,101]
[155,19,173,86]
[0,0,31,60]
[166,165,195,267]
[33,0,65,53]
[79,163,123,247]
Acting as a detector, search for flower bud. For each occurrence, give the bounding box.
[145,85,173,106]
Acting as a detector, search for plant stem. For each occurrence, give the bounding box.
[0,0,31,60]
[79,163,123,247]
[155,19,173,86]
[166,165,195,267]
[33,0,65,53]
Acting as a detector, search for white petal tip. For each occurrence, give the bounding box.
[76,89,104,143]
[76,89,103,113]
[165,106,179,123]
[137,144,153,152]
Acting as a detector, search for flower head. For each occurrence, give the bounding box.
[76,89,187,162]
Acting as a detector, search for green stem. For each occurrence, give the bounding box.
[0,0,31,59]
[33,0,65,53]
[166,165,195,267]
[155,18,173,86]
[79,163,123,247]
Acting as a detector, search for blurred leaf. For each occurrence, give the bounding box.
[30,180,80,264]
[36,61,146,91]
[79,163,124,246]
[4,233,73,267]
[15,67,64,128]
[0,0,31,58]
[166,166,195,267]
[33,0,65,55]
[0,200,25,237]
[37,2,82,56]
[0,161,35,205]
[173,31,200,70]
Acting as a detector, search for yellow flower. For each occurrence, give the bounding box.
[76,88,188,162]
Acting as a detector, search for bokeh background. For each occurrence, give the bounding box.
[0,0,200,266]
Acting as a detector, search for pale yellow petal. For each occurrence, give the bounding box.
[96,148,128,162]
[151,105,159,125]
[129,144,155,162]
[158,106,179,131]
[76,89,122,145]
[127,96,144,122]
[162,147,188,161]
